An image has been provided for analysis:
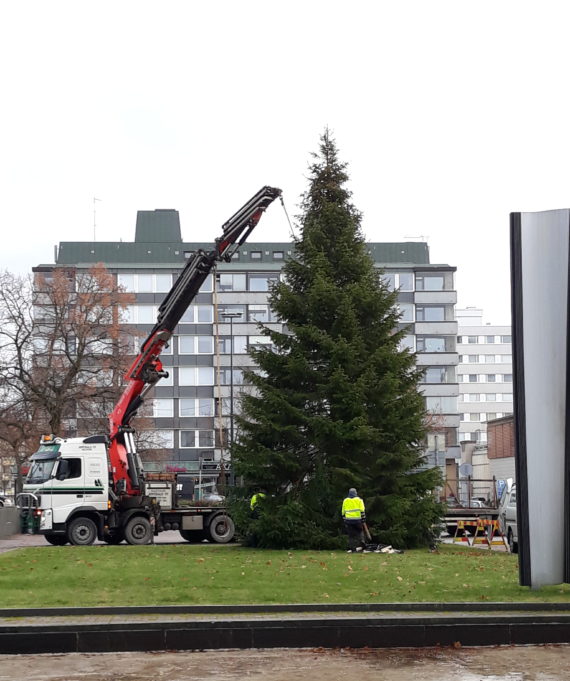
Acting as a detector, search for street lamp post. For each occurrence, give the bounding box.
[221,311,241,485]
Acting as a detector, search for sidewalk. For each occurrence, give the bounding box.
[0,532,46,553]
[0,530,208,553]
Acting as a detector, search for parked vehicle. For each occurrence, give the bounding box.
[498,480,518,553]
[0,495,12,507]
[18,186,281,546]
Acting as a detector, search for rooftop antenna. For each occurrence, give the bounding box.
[93,197,101,241]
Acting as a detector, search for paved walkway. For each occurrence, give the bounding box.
[0,530,204,553]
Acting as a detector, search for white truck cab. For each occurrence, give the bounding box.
[22,434,110,545]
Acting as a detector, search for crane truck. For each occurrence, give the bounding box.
[19,186,282,546]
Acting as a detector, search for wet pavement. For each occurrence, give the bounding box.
[1,645,570,680]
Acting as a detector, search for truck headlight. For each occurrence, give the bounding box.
[40,509,53,530]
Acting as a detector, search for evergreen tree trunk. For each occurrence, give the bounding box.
[232,129,442,549]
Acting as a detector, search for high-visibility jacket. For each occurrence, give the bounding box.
[342,496,365,521]
[250,492,266,511]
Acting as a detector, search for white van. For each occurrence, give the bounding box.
[498,480,518,553]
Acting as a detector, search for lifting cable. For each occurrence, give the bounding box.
[279,194,296,240]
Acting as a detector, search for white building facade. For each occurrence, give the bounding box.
[456,307,513,444]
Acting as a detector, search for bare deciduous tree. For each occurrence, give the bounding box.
[0,264,137,488]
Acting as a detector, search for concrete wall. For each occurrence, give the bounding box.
[0,507,20,538]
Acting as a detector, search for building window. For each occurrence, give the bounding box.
[469,413,480,422]
[249,335,273,350]
[425,396,458,413]
[396,272,414,291]
[152,399,174,417]
[117,273,173,293]
[248,304,277,323]
[250,251,262,260]
[218,304,246,322]
[273,251,284,260]
[180,430,215,448]
[248,274,279,292]
[485,393,497,402]
[179,367,214,386]
[218,336,248,354]
[486,335,495,343]
[155,274,172,293]
[179,398,215,417]
[153,430,174,449]
[468,374,478,383]
[422,367,449,383]
[179,336,214,354]
[484,354,496,363]
[467,335,478,344]
[465,393,480,402]
[468,355,478,362]
[399,335,415,352]
[416,306,446,322]
[137,274,153,292]
[398,303,414,322]
[500,355,512,363]
[417,336,454,352]
[219,368,245,385]
[500,335,512,343]
[117,274,135,291]
[486,374,496,383]
[180,305,214,324]
[415,273,445,291]
[503,374,513,383]
[218,273,246,291]
[125,305,157,324]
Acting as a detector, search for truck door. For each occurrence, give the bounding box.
[83,456,107,511]
[50,457,86,526]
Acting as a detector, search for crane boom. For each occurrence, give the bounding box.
[107,186,282,494]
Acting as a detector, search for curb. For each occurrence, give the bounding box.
[2,606,570,654]
[1,601,570,618]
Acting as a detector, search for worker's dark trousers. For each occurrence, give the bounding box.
[345,520,364,551]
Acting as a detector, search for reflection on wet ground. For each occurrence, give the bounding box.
[1,645,570,681]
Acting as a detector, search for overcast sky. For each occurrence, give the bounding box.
[2,1,570,324]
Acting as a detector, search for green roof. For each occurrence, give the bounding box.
[48,209,442,268]
[54,240,431,266]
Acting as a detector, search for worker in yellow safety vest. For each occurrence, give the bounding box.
[250,490,266,518]
[341,488,366,553]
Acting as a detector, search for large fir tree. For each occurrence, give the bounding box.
[231,130,442,549]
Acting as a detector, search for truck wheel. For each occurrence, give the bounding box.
[44,533,68,546]
[179,529,206,543]
[68,517,97,546]
[124,516,152,545]
[207,514,235,544]
[508,528,518,554]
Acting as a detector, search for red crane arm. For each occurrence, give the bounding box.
[107,186,282,494]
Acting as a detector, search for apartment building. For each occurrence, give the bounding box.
[457,307,513,444]
[33,209,459,475]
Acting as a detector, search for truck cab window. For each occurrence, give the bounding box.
[26,460,57,484]
[61,458,82,480]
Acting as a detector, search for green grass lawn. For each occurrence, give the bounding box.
[1,544,570,608]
